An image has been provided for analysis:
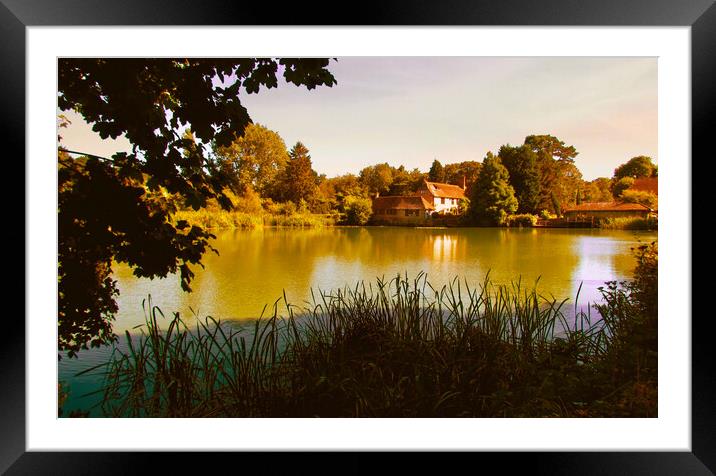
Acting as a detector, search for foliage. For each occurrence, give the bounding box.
[174,207,334,229]
[342,195,374,225]
[613,156,657,180]
[611,176,635,198]
[540,209,556,220]
[553,160,583,210]
[272,142,319,206]
[596,217,657,231]
[58,58,336,357]
[359,163,394,195]
[619,190,658,209]
[443,161,481,187]
[499,144,541,213]
[265,200,298,216]
[387,166,426,196]
[505,214,538,227]
[592,241,658,415]
[428,159,446,182]
[581,177,613,202]
[524,134,579,213]
[214,123,289,196]
[467,153,518,225]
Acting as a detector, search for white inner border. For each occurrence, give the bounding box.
[27,27,690,451]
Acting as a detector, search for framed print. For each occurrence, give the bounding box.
[5,0,714,473]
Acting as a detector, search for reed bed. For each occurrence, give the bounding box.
[85,260,657,417]
[597,216,657,230]
[174,209,334,229]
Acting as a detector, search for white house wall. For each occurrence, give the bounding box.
[433,197,460,214]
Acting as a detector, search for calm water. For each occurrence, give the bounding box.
[111,226,656,331]
[59,226,656,415]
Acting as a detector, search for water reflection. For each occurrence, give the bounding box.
[111,227,656,332]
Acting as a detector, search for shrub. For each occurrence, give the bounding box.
[232,187,263,214]
[505,214,538,227]
[592,241,658,416]
[540,209,556,220]
[265,200,298,216]
[620,190,657,209]
[611,176,635,198]
[343,195,373,225]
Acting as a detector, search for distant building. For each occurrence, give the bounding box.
[371,195,435,224]
[628,177,658,195]
[562,202,651,220]
[418,179,467,215]
[370,179,468,225]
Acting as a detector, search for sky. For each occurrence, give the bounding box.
[59,57,657,181]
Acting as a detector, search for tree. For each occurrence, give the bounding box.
[581,177,613,202]
[467,153,518,225]
[343,196,374,225]
[613,156,657,180]
[553,159,583,210]
[275,142,319,205]
[611,176,635,198]
[524,134,579,213]
[214,123,289,197]
[498,145,540,214]
[57,58,336,358]
[443,160,481,187]
[428,159,446,182]
[359,163,394,195]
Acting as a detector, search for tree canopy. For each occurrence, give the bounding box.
[613,156,657,180]
[58,58,336,357]
[467,153,518,225]
[523,134,580,213]
[274,142,319,205]
[215,123,289,197]
[428,159,446,183]
[498,145,540,214]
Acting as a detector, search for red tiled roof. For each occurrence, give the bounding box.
[563,201,651,212]
[422,181,467,199]
[372,195,435,210]
[629,177,658,195]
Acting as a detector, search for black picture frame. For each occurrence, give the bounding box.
[5,0,713,473]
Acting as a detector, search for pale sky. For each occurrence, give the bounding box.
[59,57,657,181]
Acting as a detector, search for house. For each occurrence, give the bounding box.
[562,202,651,220]
[418,179,467,215]
[371,195,435,225]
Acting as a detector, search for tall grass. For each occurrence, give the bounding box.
[89,260,657,417]
[597,216,657,230]
[173,209,334,229]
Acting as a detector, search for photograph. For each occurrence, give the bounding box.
[57,56,659,419]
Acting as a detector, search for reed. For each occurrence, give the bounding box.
[89,257,657,417]
[596,216,657,230]
[173,209,334,229]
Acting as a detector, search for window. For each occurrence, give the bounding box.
[387,209,397,215]
[441,198,445,204]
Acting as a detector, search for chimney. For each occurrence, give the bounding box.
[462,175,466,190]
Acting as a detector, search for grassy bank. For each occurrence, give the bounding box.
[81,242,656,418]
[174,209,335,229]
[596,216,658,230]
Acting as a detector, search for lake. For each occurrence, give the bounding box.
[59,226,657,415]
[110,226,656,331]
